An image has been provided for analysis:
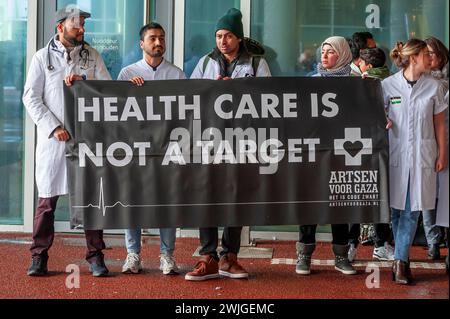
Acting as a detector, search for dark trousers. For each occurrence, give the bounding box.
[299,224,348,245]
[349,224,360,246]
[199,227,242,259]
[348,223,392,248]
[30,196,105,263]
[373,223,392,247]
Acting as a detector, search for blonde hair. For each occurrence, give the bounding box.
[390,39,427,69]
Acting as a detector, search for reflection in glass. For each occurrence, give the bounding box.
[0,0,26,224]
[58,0,145,80]
[251,0,449,76]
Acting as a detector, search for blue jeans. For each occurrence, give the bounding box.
[422,209,442,246]
[125,228,176,255]
[391,186,420,262]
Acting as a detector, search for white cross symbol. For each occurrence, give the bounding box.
[334,128,373,166]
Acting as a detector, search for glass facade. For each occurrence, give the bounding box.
[250,0,449,76]
[184,0,241,78]
[0,0,448,229]
[58,0,145,80]
[0,0,27,225]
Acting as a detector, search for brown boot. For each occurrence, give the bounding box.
[185,255,219,281]
[219,253,249,279]
[392,260,411,284]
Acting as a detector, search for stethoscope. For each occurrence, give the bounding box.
[47,38,91,71]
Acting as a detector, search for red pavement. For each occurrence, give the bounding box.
[0,232,448,299]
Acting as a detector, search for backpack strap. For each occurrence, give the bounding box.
[202,56,211,74]
[252,56,262,76]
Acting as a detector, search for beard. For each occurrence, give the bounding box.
[63,29,84,47]
[145,46,165,58]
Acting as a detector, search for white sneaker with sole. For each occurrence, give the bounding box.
[348,243,357,263]
[122,253,143,274]
[373,242,395,261]
[160,254,179,275]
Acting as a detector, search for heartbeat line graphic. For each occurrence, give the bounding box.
[72,178,387,218]
[72,178,157,217]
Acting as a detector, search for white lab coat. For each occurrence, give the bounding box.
[117,58,186,81]
[436,92,449,227]
[190,55,271,79]
[23,35,111,198]
[382,71,448,211]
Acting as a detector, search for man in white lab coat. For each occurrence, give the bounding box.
[22,5,112,277]
[185,8,271,281]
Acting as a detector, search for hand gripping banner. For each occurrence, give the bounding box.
[64,77,390,230]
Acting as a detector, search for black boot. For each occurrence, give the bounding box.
[332,244,357,275]
[27,255,48,276]
[295,243,315,275]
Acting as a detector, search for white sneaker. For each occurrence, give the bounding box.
[348,243,357,263]
[373,242,395,261]
[160,254,179,275]
[122,253,143,274]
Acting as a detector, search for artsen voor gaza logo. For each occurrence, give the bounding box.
[334,128,373,166]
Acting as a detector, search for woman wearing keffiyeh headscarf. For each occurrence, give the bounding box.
[296,36,356,277]
[315,36,353,77]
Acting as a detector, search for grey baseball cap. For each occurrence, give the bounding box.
[56,5,91,24]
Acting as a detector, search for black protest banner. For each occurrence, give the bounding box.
[64,77,389,230]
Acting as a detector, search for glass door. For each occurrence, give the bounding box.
[0,0,27,225]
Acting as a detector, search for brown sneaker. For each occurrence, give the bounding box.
[185,255,219,281]
[219,253,249,279]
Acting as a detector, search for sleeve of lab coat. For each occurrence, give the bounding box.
[117,67,130,81]
[380,80,390,115]
[178,69,187,80]
[433,82,448,115]
[94,52,112,80]
[22,54,61,138]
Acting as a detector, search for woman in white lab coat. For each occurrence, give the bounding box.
[382,39,448,284]
[423,37,449,263]
[437,91,449,275]
[425,37,449,274]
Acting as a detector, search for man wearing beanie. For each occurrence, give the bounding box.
[190,8,271,80]
[186,8,271,282]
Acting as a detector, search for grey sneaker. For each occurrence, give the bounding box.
[348,243,357,263]
[160,254,179,275]
[122,253,143,274]
[373,242,395,261]
[89,259,109,277]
